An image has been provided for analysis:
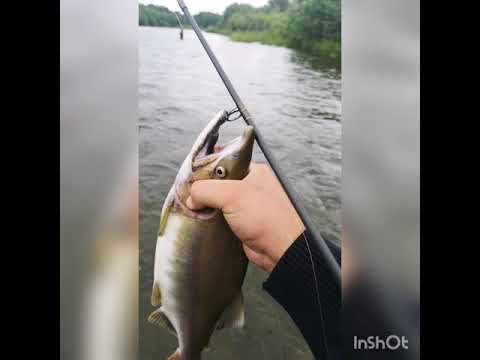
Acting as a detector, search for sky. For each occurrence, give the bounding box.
[140,0,269,15]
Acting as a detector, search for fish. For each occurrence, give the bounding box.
[149,110,255,360]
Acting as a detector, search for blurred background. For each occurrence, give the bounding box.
[60,1,138,360]
[60,0,419,359]
[343,1,419,359]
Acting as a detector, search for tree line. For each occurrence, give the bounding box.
[139,4,221,29]
[139,1,340,64]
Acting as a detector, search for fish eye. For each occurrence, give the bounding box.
[215,166,227,178]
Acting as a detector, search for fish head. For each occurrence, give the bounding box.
[174,110,254,215]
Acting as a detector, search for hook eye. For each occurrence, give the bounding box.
[227,108,242,122]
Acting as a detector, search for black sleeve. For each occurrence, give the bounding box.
[263,230,341,360]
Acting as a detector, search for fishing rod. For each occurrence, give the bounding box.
[176,0,341,285]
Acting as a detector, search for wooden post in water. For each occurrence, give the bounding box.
[175,12,184,40]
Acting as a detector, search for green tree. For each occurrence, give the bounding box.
[268,0,290,12]
[138,4,179,27]
[194,12,222,29]
[286,0,340,50]
[222,3,256,25]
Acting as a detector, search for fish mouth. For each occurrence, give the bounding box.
[194,129,221,161]
[191,111,227,166]
[193,125,254,169]
[175,111,254,219]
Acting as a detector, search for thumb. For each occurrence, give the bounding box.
[187,180,243,211]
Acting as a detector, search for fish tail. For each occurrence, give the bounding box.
[166,349,181,360]
[166,349,201,360]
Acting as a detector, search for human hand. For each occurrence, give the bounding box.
[186,163,305,273]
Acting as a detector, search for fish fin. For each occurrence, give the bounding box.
[166,348,181,360]
[216,291,245,330]
[151,282,162,307]
[159,187,174,236]
[148,308,177,338]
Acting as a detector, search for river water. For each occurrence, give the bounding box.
[139,27,341,360]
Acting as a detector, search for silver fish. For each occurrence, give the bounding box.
[149,110,254,360]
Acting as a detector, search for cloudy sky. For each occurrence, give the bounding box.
[140,0,269,15]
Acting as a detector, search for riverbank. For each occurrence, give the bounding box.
[139,2,341,69]
[209,28,341,69]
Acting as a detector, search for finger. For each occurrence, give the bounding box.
[189,180,243,210]
[186,196,201,210]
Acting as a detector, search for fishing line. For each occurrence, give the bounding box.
[302,232,330,359]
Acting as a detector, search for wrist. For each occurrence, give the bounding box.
[270,221,306,267]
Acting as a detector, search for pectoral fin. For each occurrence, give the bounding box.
[151,282,161,307]
[216,292,245,330]
[148,308,177,338]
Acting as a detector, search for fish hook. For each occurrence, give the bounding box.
[226,108,242,122]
